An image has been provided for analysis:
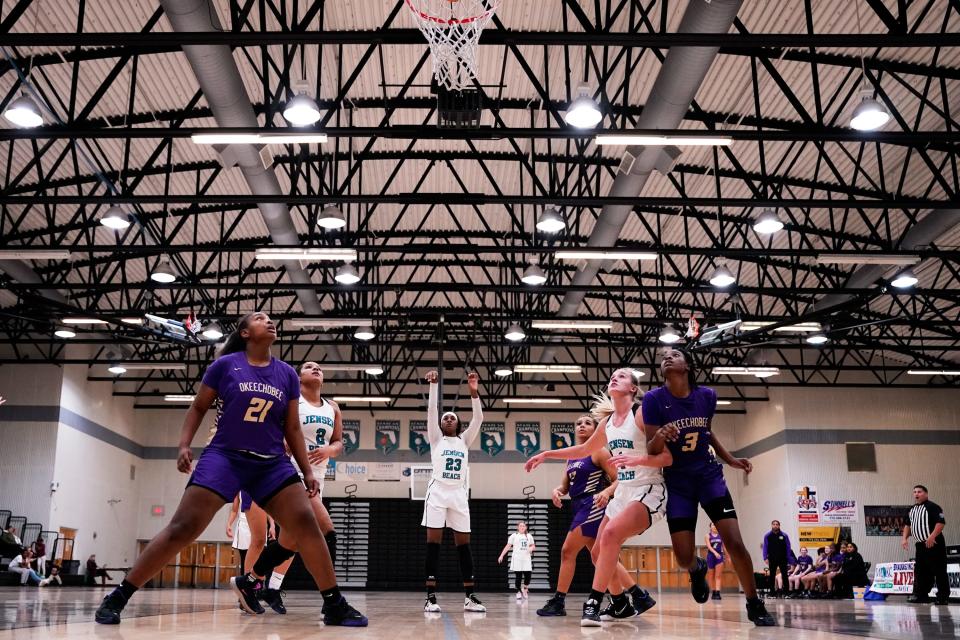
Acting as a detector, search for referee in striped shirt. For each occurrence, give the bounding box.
[901,484,949,604]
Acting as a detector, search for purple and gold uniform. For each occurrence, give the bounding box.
[188,352,302,506]
[642,385,734,530]
[565,456,609,538]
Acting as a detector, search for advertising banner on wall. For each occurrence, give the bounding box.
[368,462,401,481]
[870,561,960,598]
[335,460,368,480]
[375,420,400,455]
[864,505,911,536]
[798,525,840,545]
[323,461,336,482]
[480,422,505,457]
[821,499,858,524]
[409,420,429,455]
[796,485,820,523]
[341,420,360,455]
[516,422,542,457]
[551,422,575,450]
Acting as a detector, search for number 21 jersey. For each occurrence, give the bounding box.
[201,351,300,457]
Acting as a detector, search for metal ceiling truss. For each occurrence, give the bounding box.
[1,0,959,408]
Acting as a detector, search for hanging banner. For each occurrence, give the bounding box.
[796,485,820,523]
[551,422,575,450]
[480,421,505,457]
[409,419,430,455]
[798,525,840,545]
[864,506,911,536]
[516,422,541,457]
[821,499,858,524]
[341,420,360,455]
[375,420,400,455]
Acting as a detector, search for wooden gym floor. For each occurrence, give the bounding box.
[0,588,957,639]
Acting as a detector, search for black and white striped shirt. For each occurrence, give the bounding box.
[908,500,946,543]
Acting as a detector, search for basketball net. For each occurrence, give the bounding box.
[405,0,501,91]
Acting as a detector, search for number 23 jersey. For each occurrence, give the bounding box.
[641,385,718,477]
[431,435,469,487]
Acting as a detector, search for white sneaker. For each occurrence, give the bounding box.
[464,595,486,612]
[39,578,51,587]
[424,596,442,613]
[516,591,523,600]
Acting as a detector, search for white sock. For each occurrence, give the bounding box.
[268,572,285,590]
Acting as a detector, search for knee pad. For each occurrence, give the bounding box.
[252,541,296,577]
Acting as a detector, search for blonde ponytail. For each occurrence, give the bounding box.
[591,393,615,421]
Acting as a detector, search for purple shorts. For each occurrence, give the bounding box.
[188,446,302,507]
[707,552,725,569]
[569,495,605,539]
[664,462,730,521]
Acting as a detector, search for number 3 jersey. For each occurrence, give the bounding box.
[605,405,663,486]
[641,385,719,480]
[201,351,300,457]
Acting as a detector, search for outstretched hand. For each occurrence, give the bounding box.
[467,371,480,392]
[425,370,438,384]
[524,452,546,473]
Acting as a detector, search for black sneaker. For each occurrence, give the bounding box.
[260,588,287,614]
[746,598,777,626]
[536,595,566,617]
[464,594,486,612]
[631,588,656,614]
[581,598,602,627]
[600,599,637,621]
[230,575,265,615]
[711,590,722,601]
[322,597,369,627]
[94,590,128,625]
[689,557,710,604]
[907,595,932,604]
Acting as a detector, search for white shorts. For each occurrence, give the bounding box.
[510,554,533,572]
[604,482,667,524]
[232,513,251,551]
[421,481,471,532]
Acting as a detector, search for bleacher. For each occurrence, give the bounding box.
[0,508,83,586]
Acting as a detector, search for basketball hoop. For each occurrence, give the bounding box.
[406,0,501,91]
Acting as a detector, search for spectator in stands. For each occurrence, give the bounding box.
[1,525,23,560]
[31,536,47,576]
[833,542,869,598]
[762,520,794,597]
[45,563,63,586]
[9,549,53,586]
[86,554,113,586]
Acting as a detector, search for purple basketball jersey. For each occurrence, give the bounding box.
[566,456,609,538]
[202,352,300,457]
[566,456,608,500]
[641,385,717,475]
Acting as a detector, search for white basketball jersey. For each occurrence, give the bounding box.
[298,396,335,473]
[605,406,663,486]
[430,435,469,487]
